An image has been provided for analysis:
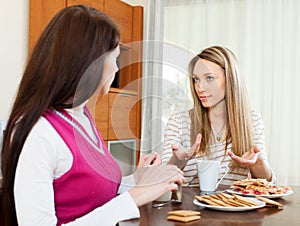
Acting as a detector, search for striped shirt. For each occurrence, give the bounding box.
[161,110,273,187]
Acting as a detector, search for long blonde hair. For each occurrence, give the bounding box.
[189,46,253,165]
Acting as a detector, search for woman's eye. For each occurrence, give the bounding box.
[207,76,214,81]
[192,77,200,83]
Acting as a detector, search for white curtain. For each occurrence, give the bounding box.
[141,0,195,155]
[141,0,300,185]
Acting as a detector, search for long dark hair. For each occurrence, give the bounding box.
[1,5,120,225]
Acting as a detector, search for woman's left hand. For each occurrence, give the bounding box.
[133,152,161,183]
[129,165,184,207]
[228,147,261,165]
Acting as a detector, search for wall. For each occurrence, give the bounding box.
[0,0,145,121]
[0,0,29,120]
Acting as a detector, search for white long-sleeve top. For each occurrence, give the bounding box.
[14,104,139,226]
[161,110,275,186]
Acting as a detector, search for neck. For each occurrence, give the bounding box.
[209,99,227,142]
[209,99,227,126]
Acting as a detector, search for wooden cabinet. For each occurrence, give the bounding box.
[29,0,143,159]
[29,0,143,54]
[104,0,133,44]
[108,89,138,140]
[93,94,109,140]
[67,0,104,11]
[29,0,66,54]
[89,88,139,140]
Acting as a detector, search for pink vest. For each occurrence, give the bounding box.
[44,107,122,225]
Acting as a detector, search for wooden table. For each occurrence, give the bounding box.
[120,186,300,226]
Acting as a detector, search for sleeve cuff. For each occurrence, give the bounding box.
[118,174,136,194]
[108,192,140,223]
[63,192,140,226]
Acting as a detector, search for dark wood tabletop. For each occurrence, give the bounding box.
[1,183,298,225]
[120,186,300,226]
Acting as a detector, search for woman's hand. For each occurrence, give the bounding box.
[172,133,202,161]
[138,152,161,166]
[228,146,260,165]
[228,147,273,181]
[129,165,184,207]
[133,152,161,183]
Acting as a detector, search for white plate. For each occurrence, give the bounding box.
[193,198,265,212]
[226,189,294,199]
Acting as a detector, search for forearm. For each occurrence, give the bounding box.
[63,192,140,225]
[249,155,273,181]
[250,111,274,181]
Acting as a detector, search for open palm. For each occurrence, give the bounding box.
[228,147,260,165]
[172,134,202,161]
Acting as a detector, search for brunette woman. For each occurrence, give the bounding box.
[1,5,183,226]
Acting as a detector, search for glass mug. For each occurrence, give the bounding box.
[155,190,172,202]
[197,160,229,191]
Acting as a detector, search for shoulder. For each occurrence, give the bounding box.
[28,116,61,142]
[168,110,190,122]
[17,116,65,178]
[250,109,262,120]
[166,110,191,128]
[164,110,191,133]
[23,116,64,158]
[250,109,264,128]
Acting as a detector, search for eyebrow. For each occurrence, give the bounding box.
[192,72,213,77]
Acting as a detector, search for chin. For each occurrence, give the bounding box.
[200,101,210,108]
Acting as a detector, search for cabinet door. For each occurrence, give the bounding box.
[67,0,104,11]
[108,93,137,140]
[104,0,133,43]
[29,0,66,55]
[88,94,109,140]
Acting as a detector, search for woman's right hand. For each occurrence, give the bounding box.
[172,133,202,161]
[128,165,184,207]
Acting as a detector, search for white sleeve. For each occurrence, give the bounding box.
[14,121,59,225]
[161,112,183,164]
[118,174,136,194]
[14,119,139,226]
[251,111,277,184]
[62,192,139,226]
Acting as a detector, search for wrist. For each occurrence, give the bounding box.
[129,187,145,207]
[249,155,272,181]
[168,154,187,169]
[248,154,262,171]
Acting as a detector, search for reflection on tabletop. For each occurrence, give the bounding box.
[119,186,300,226]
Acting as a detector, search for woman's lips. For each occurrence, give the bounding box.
[199,95,209,100]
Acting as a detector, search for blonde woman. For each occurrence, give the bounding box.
[161,46,275,187]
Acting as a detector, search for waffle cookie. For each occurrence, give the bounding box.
[167,210,201,222]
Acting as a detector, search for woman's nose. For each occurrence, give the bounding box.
[195,82,206,92]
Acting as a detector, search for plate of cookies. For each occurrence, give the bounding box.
[227,178,293,199]
[194,193,265,211]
